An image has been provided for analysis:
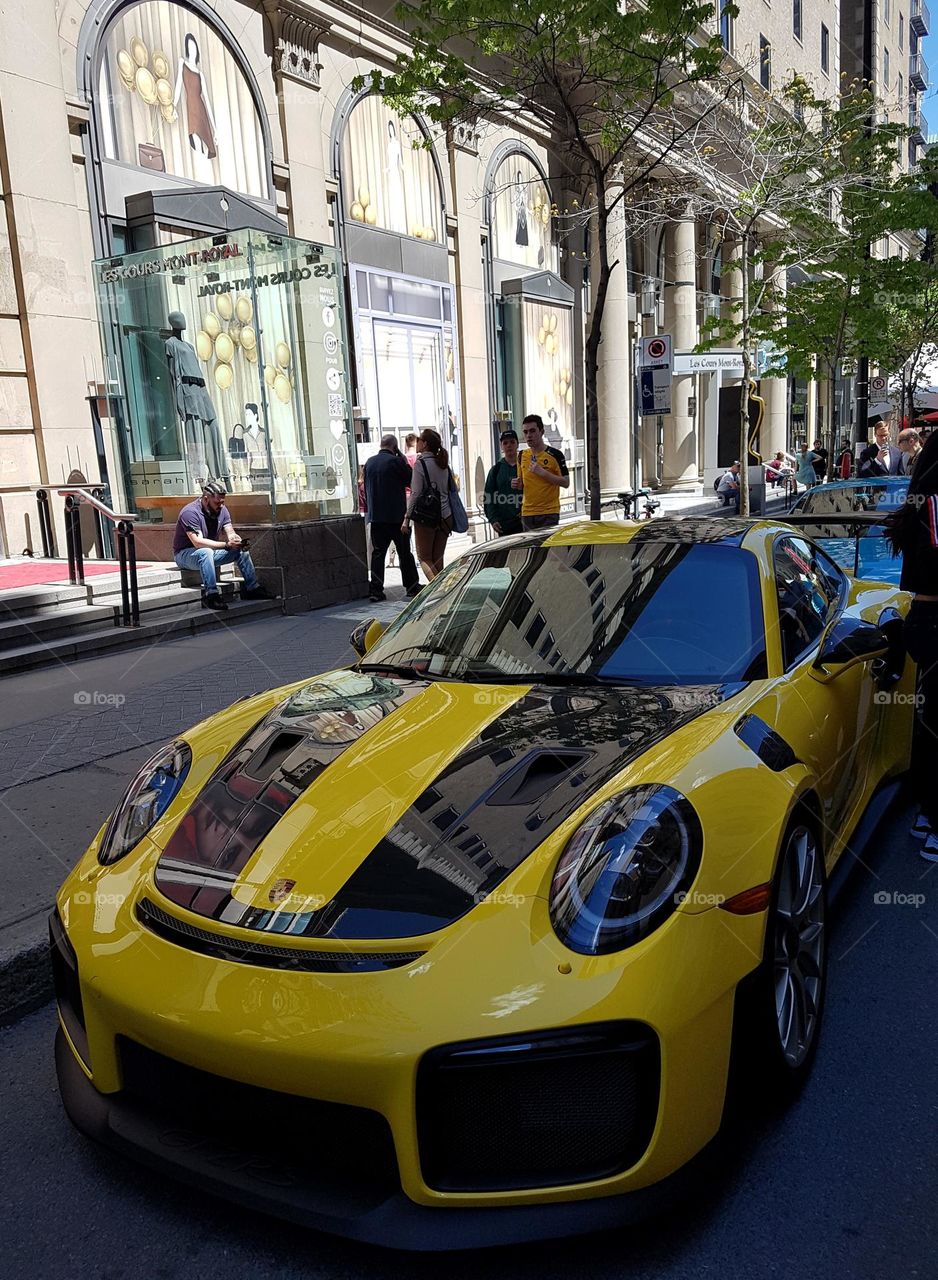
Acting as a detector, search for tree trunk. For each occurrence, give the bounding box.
[738,235,751,518]
[586,185,612,522]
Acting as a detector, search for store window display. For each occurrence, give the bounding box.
[98,0,268,197]
[491,153,557,271]
[341,95,442,241]
[93,232,356,521]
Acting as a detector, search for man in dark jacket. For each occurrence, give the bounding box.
[363,435,420,602]
[483,430,523,535]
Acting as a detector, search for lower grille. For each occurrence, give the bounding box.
[417,1022,660,1192]
[49,909,89,1066]
[117,1038,400,1198]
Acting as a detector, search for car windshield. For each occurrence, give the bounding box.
[361,541,767,685]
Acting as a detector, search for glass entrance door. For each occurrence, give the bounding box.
[373,320,447,451]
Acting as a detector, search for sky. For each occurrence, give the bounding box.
[925,25,936,137]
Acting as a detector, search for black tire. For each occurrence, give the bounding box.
[729,812,828,1104]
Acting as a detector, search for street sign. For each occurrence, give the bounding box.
[870,375,887,394]
[638,334,672,369]
[639,366,671,415]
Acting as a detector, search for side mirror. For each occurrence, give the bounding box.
[810,615,890,682]
[349,617,384,659]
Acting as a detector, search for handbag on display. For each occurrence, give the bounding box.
[448,470,469,534]
[137,144,165,172]
[228,423,247,457]
[410,457,443,527]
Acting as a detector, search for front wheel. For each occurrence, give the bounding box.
[732,817,827,1099]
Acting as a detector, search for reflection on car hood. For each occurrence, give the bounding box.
[154,670,739,940]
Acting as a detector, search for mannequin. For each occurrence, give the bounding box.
[164,311,227,486]
[244,401,271,492]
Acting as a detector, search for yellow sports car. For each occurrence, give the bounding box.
[52,518,913,1248]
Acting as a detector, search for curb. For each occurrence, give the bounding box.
[0,914,53,1029]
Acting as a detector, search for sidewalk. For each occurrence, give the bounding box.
[0,489,798,1026]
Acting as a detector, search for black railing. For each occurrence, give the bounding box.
[58,488,140,627]
[35,489,57,558]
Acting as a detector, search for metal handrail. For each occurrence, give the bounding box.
[56,486,140,627]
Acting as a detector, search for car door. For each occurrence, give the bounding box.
[765,535,880,857]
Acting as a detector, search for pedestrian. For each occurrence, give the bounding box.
[796,443,820,489]
[885,429,938,860]
[363,434,420,602]
[402,428,455,579]
[715,461,741,510]
[357,462,373,572]
[512,413,570,531]
[483,430,524,536]
[403,433,418,467]
[898,427,923,476]
[172,481,271,611]
[860,419,901,476]
[811,438,828,483]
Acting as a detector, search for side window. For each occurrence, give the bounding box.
[773,537,842,669]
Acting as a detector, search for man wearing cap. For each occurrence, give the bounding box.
[483,430,524,536]
[173,482,270,611]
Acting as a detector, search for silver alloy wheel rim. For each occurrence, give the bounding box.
[773,824,825,1068]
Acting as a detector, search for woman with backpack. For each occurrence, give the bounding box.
[885,428,938,861]
[401,429,454,580]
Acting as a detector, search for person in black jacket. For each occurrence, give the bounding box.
[363,435,420,602]
[886,428,938,859]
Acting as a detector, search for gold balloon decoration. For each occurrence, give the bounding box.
[273,372,292,404]
[228,320,241,346]
[156,77,173,106]
[135,66,157,104]
[239,324,256,352]
[545,333,557,356]
[350,201,365,221]
[214,332,234,364]
[152,51,169,79]
[264,364,278,388]
[116,49,135,86]
[358,186,371,207]
[202,312,221,339]
[364,206,378,226]
[537,327,546,346]
[213,362,233,391]
[235,295,253,324]
[565,386,573,404]
[130,36,149,67]
[195,330,213,362]
[423,225,435,241]
[275,342,291,368]
[159,103,176,123]
[215,293,234,321]
[243,344,258,364]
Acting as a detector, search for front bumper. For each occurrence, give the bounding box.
[52,863,765,1246]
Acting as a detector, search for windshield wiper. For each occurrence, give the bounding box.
[357,661,443,681]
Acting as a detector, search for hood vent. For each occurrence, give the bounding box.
[484,750,591,807]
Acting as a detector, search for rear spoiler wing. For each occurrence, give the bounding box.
[774,511,891,578]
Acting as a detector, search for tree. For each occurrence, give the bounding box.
[683,77,912,513]
[362,1,735,519]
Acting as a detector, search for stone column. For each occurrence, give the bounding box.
[761,265,788,457]
[597,199,633,496]
[661,205,699,487]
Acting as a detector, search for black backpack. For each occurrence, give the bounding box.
[410,458,443,527]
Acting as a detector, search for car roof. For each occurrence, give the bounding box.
[803,477,908,492]
[465,518,780,553]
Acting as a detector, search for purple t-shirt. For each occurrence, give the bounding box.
[173,499,232,553]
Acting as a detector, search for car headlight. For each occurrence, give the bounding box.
[549,785,703,955]
[98,740,192,866]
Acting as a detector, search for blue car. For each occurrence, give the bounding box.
[788,477,909,583]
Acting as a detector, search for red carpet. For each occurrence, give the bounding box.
[0,560,151,590]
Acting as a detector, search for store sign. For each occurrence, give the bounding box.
[99,242,243,282]
[673,350,743,374]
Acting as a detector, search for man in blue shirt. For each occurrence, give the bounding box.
[173,482,270,611]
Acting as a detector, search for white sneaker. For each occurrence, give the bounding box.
[911,813,932,840]
[921,833,938,863]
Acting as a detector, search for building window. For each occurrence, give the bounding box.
[898,72,904,106]
[884,47,890,88]
[760,35,772,89]
[884,0,891,24]
[821,23,830,73]
[900,14,904,49]
[793,0,802,41]
[719,0,732,52]
[489,152,557,271]
[342,95,442,242]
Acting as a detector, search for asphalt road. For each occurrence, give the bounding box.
[2,805,935,1280]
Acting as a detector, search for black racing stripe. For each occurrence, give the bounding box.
[627,517,750,545]
[154,671,425,913]
[248,682,737,941]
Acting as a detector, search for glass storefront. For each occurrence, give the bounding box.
[350,266,462,477]
[341,96,440,242]
[93,230,356,522]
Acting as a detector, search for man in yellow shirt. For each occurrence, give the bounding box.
[511,414,570,531]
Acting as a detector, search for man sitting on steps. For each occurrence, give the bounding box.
[173,481,271,612]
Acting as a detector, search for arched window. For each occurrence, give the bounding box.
[96,0,268,199]
[489,152,557,271]
[341,95,442,241]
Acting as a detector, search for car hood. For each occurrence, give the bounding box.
[152,669,736,940]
